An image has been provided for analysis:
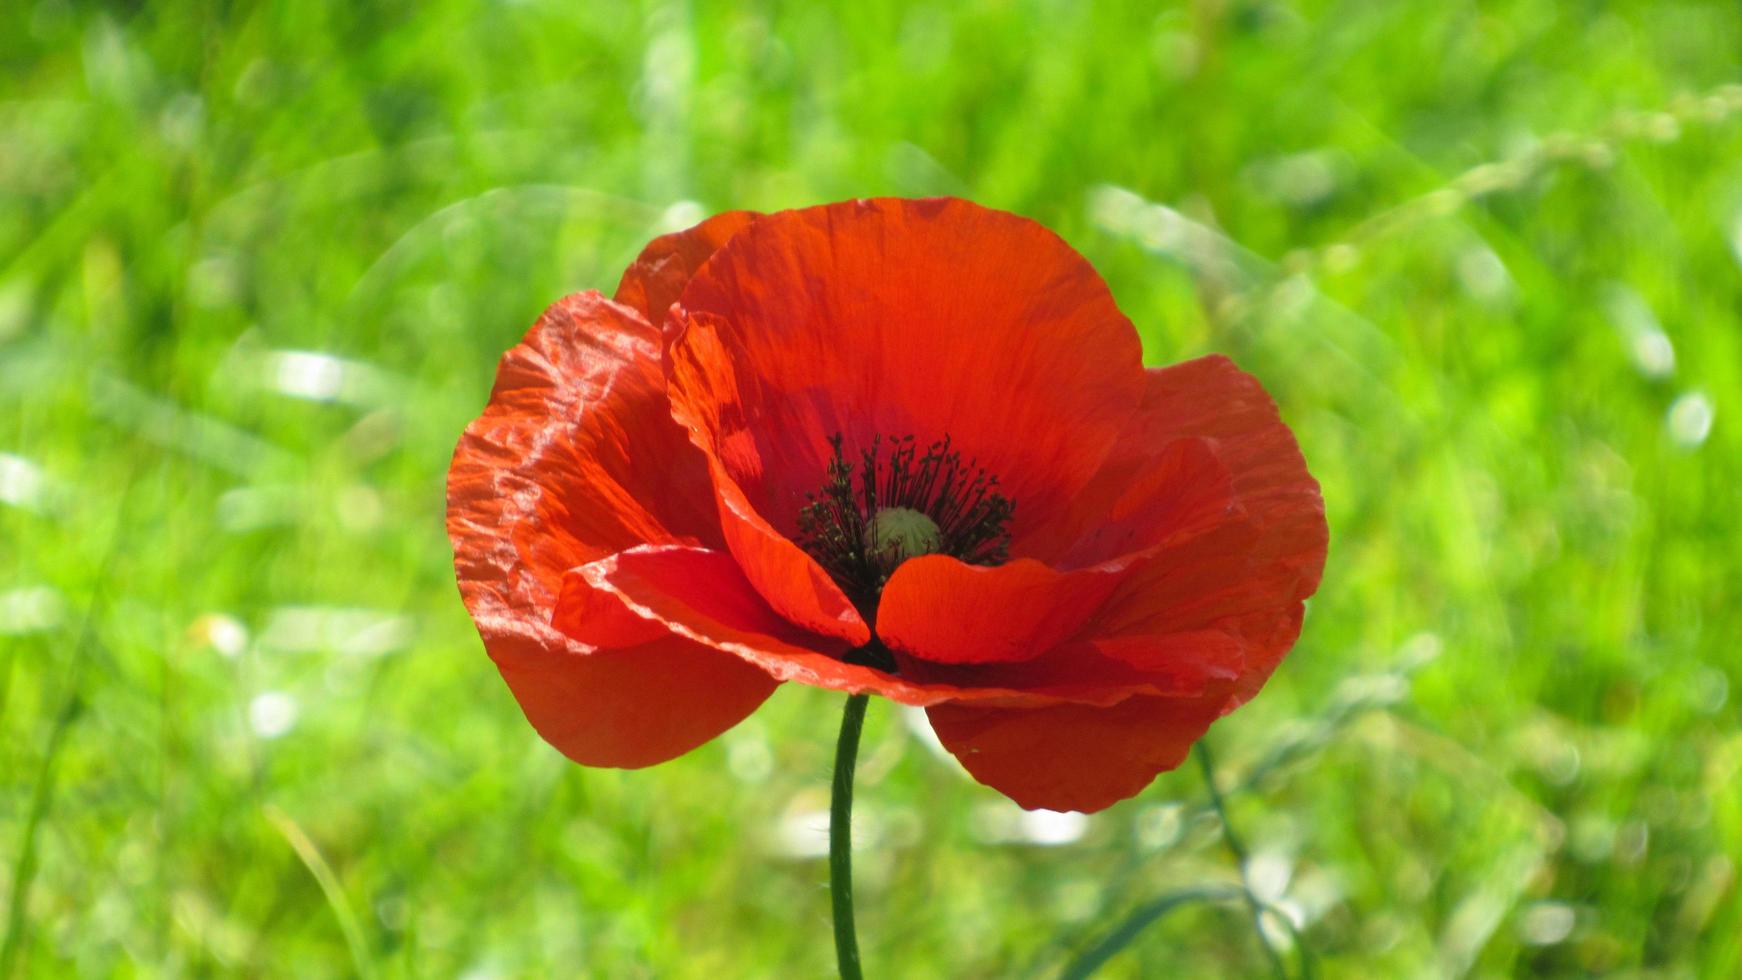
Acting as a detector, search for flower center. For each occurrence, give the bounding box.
[796,433,1014,612]
[865,506,941,566]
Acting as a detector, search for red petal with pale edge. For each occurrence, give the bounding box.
[447,291,773,766]
[613,210,759,329]
[926,693,1228,813]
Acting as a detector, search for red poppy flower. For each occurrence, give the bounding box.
[448,198,1326,813]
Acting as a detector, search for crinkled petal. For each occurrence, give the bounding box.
[448,291,769,766]
[926,693,1228,812]
[613,210,759,331]
[448,291,720,589]
[666,196,1147,554]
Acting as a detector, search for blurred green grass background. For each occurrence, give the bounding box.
[3,0,1740,976]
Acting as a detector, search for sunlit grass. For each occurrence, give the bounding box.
[3,1,1740,976]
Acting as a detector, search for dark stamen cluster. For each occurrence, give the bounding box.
[796,433,1014,607]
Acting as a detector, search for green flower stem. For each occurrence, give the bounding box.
[830,693,871,980]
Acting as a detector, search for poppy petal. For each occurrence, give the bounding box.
[1014,434,1237,569]
[666,197,1146,549]
[555,545,930,699]
[666,315,873,645]
[553,545,851,664]
[875,438,1234,666]
[894,630,1241,702]
[489,624,777,769]
[448,291,769,766]
[559,545,1210,709]
[876,557,1122,665]
[926,693,1228,813]
[613,210,759,330]
[448,291,721,590]
[1132,356,1326,598]
[1082,357,1327,701]
[1077,631,1246,687]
